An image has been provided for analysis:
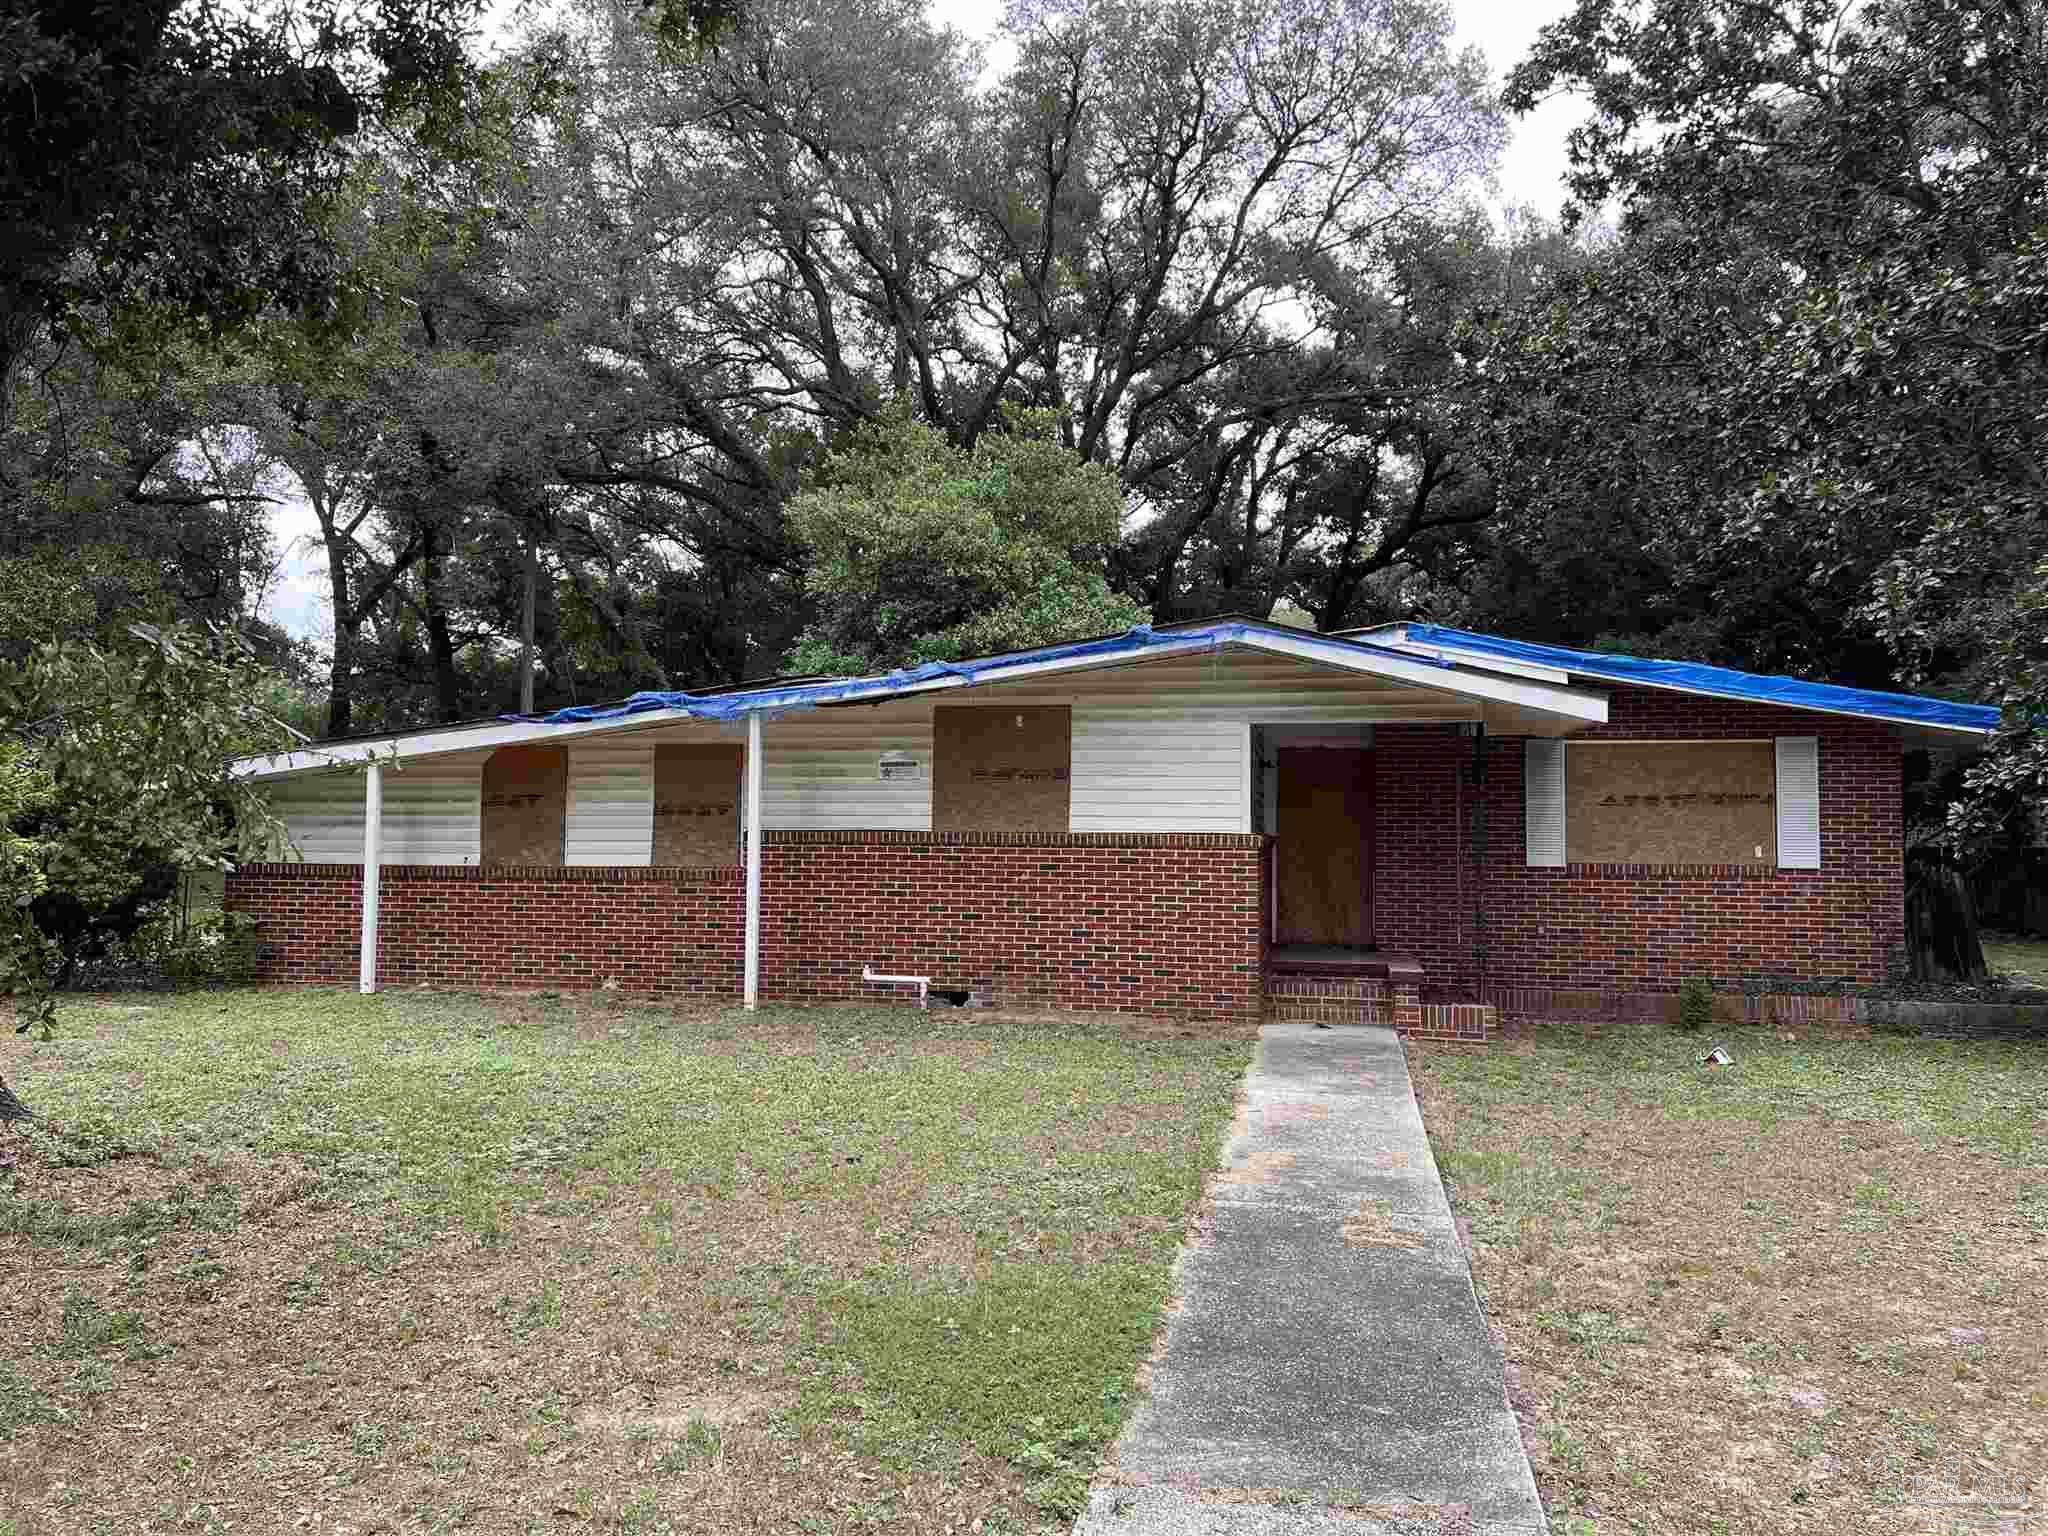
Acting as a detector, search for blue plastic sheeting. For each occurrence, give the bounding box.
[1403,623,2000,734]
[507,623,1178,725]
[504,619,1466,727]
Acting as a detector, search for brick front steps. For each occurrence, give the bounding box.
[1262,971,1498,1042]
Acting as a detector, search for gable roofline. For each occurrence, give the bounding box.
[234,620,1610,781]
[1370,623,1999,738]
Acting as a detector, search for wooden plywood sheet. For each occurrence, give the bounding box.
[1275,748,1372,947]
[481,744,567,866]
[654,744,742,866]
[1566,741,1776,865]
[932,706,1071,833]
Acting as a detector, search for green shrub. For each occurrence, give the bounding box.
[138,909,261,985]
[1677,976,1715,1031]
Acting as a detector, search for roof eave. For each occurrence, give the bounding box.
[233,621,1613,780]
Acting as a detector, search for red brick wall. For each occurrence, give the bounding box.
[225,864,742,995]
[226,832,1267,1021]
[1373,685,1905,995]
[758,831,1265,1019]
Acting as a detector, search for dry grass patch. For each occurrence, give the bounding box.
[0,989,1248,1534]
[1412,1023,2048,1535]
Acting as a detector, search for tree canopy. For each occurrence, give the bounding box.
[785,408,1144,674]
[0,0,2038,943]
[1488,0,2048,835]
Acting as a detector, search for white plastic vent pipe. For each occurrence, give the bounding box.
[863,966,930,1008]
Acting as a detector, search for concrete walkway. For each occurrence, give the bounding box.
[1074,1024,1546,1536]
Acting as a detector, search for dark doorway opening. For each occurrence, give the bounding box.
[1272,745,1374,949]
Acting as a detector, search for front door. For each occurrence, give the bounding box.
[1273,747,1373,947]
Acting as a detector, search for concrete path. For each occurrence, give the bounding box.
[1073,1024,1546,1536]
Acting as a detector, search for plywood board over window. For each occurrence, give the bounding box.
[1566,740,1777,865]
[481,744,567,865]
[654,743,742,865]
[933,705,1071,832]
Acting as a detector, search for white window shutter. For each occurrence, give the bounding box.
[1524,739,1566,867]
[1775,736,1820,869]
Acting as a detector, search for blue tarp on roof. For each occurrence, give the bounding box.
[507,620,1477,727]
[509,623,1183,725]
[1403,623,2000,734]
[505,616,1996,736]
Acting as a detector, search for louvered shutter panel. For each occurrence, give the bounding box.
[1775,736,1820,869]
[1524,739,1566,867]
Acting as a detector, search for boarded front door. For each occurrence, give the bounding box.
[1274,747,1373,947]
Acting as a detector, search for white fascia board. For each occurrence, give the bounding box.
[1240,630,1609,723]
[1362,626,1576,686]
[235,709,711,781]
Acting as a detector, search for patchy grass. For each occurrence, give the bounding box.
[1983,932,2048,989]
[1412,1023,2048,1534]
[0,989,1248,1533]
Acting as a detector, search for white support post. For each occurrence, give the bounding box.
[1240,720,1255,833]
[742,709,763,1010]
[358,761,382,995]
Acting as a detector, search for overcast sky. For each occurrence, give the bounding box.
[258,0,1582,649]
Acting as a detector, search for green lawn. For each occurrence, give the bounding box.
[1984,931,2048,988]
[0,990,1249,1534]
[1411,1024,2048,1535]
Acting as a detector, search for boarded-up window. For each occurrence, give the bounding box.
[932,706,1071,832]
[481,745,567,866]
[1564,741,1777,865]
[654,744,743,866]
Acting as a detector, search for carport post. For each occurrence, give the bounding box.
[358,761,382,995]
[743,709,763,1010]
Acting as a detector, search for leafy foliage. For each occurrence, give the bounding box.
[1492,0,2048,835]
[1676,976,1713,1032]
[0,740,57,1036]
[0,0,485,401]
[0,624,298,1030]
[786,409,1144,673]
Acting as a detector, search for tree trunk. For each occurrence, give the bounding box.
[519,531,538,715]
[419,527,462,722]
[1903,847,1988,981]
[288,457,359,739]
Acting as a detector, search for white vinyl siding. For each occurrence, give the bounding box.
[265,761,481,865]
[1775,735,1821,869]
[267,773,364,862]
[1071,714,1247,832]
[565,743,654,865]
[249,646,1525,845]
[761,714,933,831]
[384,763,482,864]
[1524,739,1566,867]
[1064,651,1470,833]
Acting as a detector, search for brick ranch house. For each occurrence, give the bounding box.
[226,619,1998,1041]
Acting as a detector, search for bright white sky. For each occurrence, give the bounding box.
[258,0,1582,648]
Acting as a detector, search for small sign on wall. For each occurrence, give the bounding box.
[877,751,923,781]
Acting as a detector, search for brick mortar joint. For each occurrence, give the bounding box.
[762,830,1266,849]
